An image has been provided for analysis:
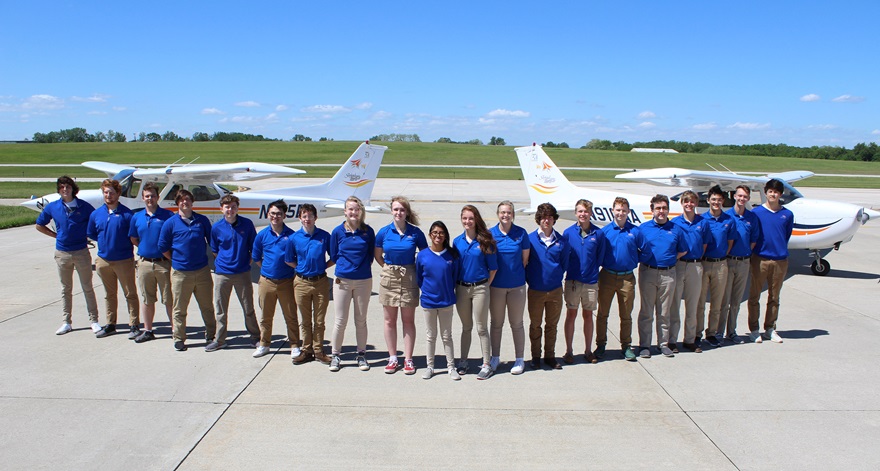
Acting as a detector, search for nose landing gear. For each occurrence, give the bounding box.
[810,250,831,276]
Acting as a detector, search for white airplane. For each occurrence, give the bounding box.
[22,141,387,224]
[515,143,880,276]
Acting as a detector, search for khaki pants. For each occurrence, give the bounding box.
[596,270,635,347]
[214,272,260,345]
[95,256,140,326]
[747,256,788,332]
[697,260,729,338]
[331,277,371,354]
[171,266,216,342]
[455,283,491,364]
[54,248,99,325]
[424,306,455,369]
[671,260,703,344]
[294,275,330,354]
[637,266,676,348]
[136,258,171,306]
[721,258,750,337]
[527,287,563,359]
[257,276,299,348]
[489,285,527,359]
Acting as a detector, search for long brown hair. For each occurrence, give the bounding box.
[461,204,496,254]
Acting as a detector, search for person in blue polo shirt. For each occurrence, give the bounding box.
[562,199,606,364]
[747,179,793,344]
[209,194,259,353]
[720,185,760,344]
[158,189,216,352]
[36,176,100,336]
[636,194,688,359]
[374,196,428,375]
[328,196,375,372]
[285,203,334,365]
[526,203,570,370]
[489,200,531,376]
[87,179,140,340]
[128,182,173,343]
[698,185,736,348]
[453,205,497,379]
[251,199,300,359]
[416,221,461,381]
[670,190,709,353]
[596,197,641,362]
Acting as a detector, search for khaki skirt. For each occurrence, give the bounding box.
[378,264,419,308]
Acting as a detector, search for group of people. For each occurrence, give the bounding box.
[37,176,793,381]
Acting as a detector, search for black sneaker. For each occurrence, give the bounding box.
[174,341,187,351]
[530,357,542,369]
[96,324,117,338]
[706,336,721,348]
[594,344,606,360]
[134,330,155,343]
[127,325,141,340]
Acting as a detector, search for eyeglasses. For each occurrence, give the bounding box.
[430,231,445,236]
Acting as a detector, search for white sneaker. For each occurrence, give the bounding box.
[489,356,500,371]
[510,358,525,375]
[252,346,270,358]
[55,323,72,335]
[448,367,461,381]
[290,347,302,359]
[422,367,434,380]
[765,329,784,343]
[749,330,763,343]
[90,322,102,333]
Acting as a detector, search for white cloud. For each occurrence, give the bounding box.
[302,104,351,113]
[112,106,126,112]
[637,121,656,129]
[807,124,837,130]
[637,111,656,119]
[72,94,109,103]
[486,109,530,118]
[22,94,64,110]
[275,104,289,112]
[201,108,225,115]
[693,122,717,130]
[728,122,770,130]
[235,101,261,107]
[800,94,821,102]
[87,111,107,115]
[872,129,880,135]
[832,95,865,103]
[354,102,373,110]
[370,110,392,120]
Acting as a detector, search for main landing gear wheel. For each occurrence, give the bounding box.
[810,259,831,276]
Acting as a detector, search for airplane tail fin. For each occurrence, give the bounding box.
[269,141,387,205]
[515,144,581,211]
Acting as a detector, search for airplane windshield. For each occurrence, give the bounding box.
[779,182,803,205]
[111,170,141,199]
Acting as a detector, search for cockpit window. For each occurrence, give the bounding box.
[190,185,220,202]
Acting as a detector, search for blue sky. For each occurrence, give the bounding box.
[2,1,878,148]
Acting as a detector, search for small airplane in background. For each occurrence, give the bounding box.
[515,143,880,276]
[21,141,387,224]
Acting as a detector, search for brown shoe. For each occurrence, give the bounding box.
[669,342,680,354]
[585,352,598,364]
[314,352,332,365]
[292,351,313,365]
[681,342,703,354]
[562,352,575,364]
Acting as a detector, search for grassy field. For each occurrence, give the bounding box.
[0,205,37,229]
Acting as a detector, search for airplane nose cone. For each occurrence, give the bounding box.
[20,198,43,212]
[861,208,880,224]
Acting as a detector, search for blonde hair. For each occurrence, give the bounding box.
[391,195,419,226]
[345,196,367,231]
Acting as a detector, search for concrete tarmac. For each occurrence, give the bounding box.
[1,179,879,470]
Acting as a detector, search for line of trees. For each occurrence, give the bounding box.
[32,128,127,143]
[370,133,421,142]
[29,128,326,143]
[583,138,880,162]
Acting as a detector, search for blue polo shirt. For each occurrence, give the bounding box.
[87,203,135,261]
[129,207,174,259]
[637,219,687,268]
[36,197,95,252]
[726,208,760,257]
[601,222,641,272]
[490,224,530,289]
[330,223,375,280]
[375,222,428,265]
[286,227,331,277]
[452,233,498,283]
[158,212,212,271]
[671,214,710,261]
[416,249,459,309]
[753,205,794,260]
[563,223,606,285]
[526,230,570,292]
[703,211,736,259]
[253,225,296,279]
[211,216,257,275]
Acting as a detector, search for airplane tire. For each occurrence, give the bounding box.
[810,259,831,276]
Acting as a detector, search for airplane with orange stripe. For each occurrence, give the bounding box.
[516,144,879,276]
[22,141,387,225]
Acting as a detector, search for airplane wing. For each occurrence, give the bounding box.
[131,162,306,183]
[615,167,814,192]
[324,203,387,213]
[82,161,135,178]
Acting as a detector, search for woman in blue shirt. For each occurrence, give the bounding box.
[489,200,530,376]
[329,196,375,372]
[416,221,460,381]
[453,205,497,380]
[374,196,428,376]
